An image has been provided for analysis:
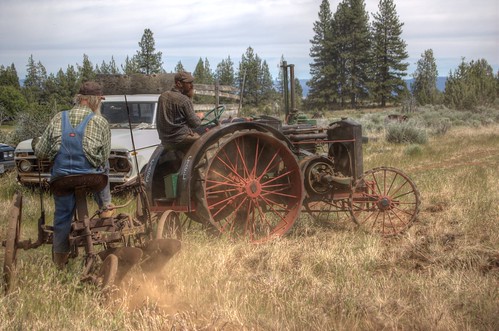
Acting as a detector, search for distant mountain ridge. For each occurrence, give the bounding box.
[298,77,447,97]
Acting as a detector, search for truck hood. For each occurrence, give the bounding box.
[15,129,160,153]
[110,128,160,152]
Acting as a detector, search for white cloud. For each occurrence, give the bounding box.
[0,0,497,80]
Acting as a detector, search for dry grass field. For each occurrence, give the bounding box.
[0,117,498,330]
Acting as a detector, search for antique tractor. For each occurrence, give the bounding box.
[140,105,421,243]
[138,64,420,243]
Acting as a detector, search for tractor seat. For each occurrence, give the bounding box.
[50,173,108,196]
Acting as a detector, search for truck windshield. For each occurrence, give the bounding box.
[101,102,155,128]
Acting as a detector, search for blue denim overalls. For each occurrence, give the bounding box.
[51,111,110,253]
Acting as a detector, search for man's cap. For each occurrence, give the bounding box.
[174,71,194,83]
[79,81,104,96]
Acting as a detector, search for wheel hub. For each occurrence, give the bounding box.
[377,196,392,211]
[245,179,262,198]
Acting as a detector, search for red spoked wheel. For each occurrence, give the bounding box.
[3,192,22,294]
[198,131,304,243]
[350,167,421,236]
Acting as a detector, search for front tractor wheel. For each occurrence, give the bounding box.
[197,131,304,243]
[350,167,421,236]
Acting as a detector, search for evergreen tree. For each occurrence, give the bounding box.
[371,0,409,107]
[444,58,497,110]
[97,57,120,75]
[204,58,214,84]
[238,46,262,106]
[307,0,336,109]
[77,54,96,82]
[193,58,214,84]
[133,28,163,74]
[193,58,207,83]
[215,56,235,86]
[174,61,185,73]
[258,60,275,104]
[0,64,21,89]
[0,85,27,125]
[294,78,304,109]
[412,49,439,105]
[121,56,141,75]
[335,0,371,107]
[23,55,48,103]
[43,65,79,107]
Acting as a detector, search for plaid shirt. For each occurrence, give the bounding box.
[35,105,111,168]
[156,87,201,144]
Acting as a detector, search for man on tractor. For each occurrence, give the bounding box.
[156,71,203,153]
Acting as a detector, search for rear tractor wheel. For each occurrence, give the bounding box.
[196,131,304,243]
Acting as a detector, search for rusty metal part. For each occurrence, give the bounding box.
[99,247,143,283]
[155,210,183,240]
[196,131,304,243]
[303,196,352,223]
[3,192,22,294]
[350,167,421,236]
[98,254,118,292]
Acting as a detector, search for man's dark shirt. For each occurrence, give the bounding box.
[156,87,201,144]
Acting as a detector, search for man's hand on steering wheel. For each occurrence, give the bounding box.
[201,105,225,126]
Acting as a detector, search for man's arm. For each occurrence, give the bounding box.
[184,99,201,128]
[34,113,60,161]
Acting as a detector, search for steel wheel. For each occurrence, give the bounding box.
[350,167,421,236]
[198,131,304,243]
[3,192,22,294]
[155,210,183,240]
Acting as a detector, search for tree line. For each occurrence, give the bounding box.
[307,0,498,110]
[1,0,498,136]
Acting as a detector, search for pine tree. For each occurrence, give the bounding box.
[203,58,214,84]
[121,56,141,75]
[174,61,185,73]
[444,58,496,110]
[133,28,163,75]
[77,54,95,82]
[97,57,120,75]
[193,58,207,83]
[215,56,235,86]
[238,47,259,106]
[371,0,409,107]
[307,0,336,109]
[0,64,21,89]
[335,0,371,107]
[258,60,274,104]
[23,55,47,103]
[412,49,439,105]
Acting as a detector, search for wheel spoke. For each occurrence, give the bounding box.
[350,167,420,236]
[199,132,303,242]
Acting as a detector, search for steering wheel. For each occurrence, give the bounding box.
[201,105,225,126]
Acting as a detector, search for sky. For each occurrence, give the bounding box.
[0,0,497,81]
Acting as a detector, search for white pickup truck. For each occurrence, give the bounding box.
[14,94,161,186]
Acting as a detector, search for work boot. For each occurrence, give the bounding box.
[100,204,116,218]
[53,252,69,270]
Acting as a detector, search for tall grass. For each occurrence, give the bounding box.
[1,118,498,330]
